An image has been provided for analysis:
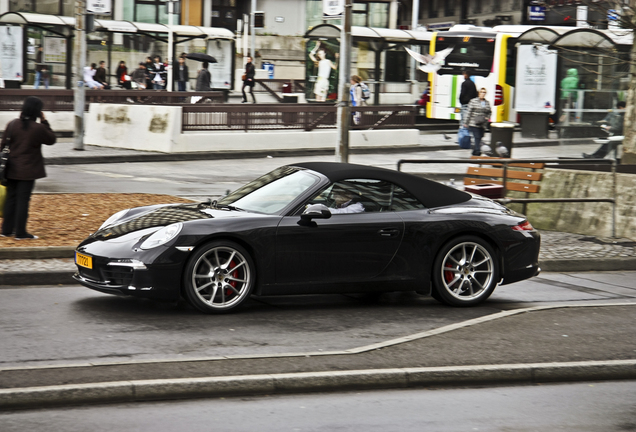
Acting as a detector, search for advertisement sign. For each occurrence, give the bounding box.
[0,25,23,81]
[44,37,67,64]
[528,6,546,21]
[323,0,344,20]
[87,0,112,15]
[514,44,557,113]
[207,39,233,89]
[306,39,340,102]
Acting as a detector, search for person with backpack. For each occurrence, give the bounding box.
[350,75,369,125]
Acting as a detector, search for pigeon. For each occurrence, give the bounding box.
[495,142,510,158]
[405,46,455,73]
[443,133,451,140]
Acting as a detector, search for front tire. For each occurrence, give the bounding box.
[432,236,499,307]
[183,240,255,313]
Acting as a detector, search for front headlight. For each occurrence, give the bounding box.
[99,209,130,229]
[139,222,183,250]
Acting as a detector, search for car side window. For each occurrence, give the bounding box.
[308,179,425,213]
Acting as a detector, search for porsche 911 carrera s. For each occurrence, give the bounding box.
[74,162,540,313]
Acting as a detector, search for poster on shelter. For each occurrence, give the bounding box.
[0,25,23,81]
[305,39,340,102]
[514,44,557,113]
[44,37,67,64]
[207,40,232,89]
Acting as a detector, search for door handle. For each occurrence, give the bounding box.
[378,228,399,237]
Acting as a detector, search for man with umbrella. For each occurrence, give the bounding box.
[186,53,216,92]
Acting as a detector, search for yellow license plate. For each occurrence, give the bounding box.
[75,252,93,269]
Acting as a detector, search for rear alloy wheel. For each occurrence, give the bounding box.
[432,236,499,307]
[183,240,254,313]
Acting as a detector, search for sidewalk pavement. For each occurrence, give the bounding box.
[1,131,634,410]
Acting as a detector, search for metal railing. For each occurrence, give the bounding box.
[182,104,416,132]
[0,89,225,111]
[397,158,619,238]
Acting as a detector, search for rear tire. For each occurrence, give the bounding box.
[432,236,499,307]
[183,240,254,313]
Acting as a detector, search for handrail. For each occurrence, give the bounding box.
[397,158,618,238]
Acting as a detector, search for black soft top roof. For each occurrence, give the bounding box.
[292,162,471,208]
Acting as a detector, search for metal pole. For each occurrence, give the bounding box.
[73,0,86,151]
[409,0,419,102]
[167,0,174,92]
[336,0,352,163]
[250,0,256,58]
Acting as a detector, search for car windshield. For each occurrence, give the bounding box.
[217,166,319,214]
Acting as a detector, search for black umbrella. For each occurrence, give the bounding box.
[185,53,218,63]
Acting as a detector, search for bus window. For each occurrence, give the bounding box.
[435,36,496,77]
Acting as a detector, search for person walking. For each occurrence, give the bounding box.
[1,97,56,240]
[459,70,477,122]
[175,56,189,91]
[116,60,131,89]
[195,62,212,91]
[241,56,256,103]
[33,46,49,89]
[350,75,366,125]
[463,88,492,156]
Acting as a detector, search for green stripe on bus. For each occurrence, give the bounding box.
[450,75,457,120]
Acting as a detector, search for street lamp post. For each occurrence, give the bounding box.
[166,0,178,92]
[336,0,352,163]
[73,0,86,151]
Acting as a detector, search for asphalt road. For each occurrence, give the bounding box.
[2,381,634,431]
[1,271,633,369]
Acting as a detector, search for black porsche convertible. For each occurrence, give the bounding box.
[74,162,540,313]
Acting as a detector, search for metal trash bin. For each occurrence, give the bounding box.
[489,122,515,157]
[282,95,298,124]
[520,112,549,139]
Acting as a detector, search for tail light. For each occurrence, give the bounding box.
[512,221,535,231]
[494,84,504,106]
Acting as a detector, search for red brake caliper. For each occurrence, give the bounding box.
[444,263,454,284]
[226,260,238,297]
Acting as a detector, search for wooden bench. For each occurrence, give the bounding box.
[463,156,544,210]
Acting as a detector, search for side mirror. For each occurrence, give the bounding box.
[301,204,332,221]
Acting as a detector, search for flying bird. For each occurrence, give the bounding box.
[405,46,455,73]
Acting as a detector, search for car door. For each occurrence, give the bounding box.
[274,178,405,285]
[275,211,404,285]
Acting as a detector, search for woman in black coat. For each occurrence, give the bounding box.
[116,60,131,90]
[1,97,56,240]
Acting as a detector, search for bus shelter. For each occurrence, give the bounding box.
[0,12,235,91]
[304,24,431,105]
[514,25,632,134]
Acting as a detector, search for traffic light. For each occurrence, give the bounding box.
[254,11,264,28]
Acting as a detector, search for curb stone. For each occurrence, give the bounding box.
[1,360,634,410]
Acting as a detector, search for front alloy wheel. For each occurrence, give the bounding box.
[183,240,254,313]
[432,236,499,307]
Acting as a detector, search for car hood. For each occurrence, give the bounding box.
[91,202,248,240]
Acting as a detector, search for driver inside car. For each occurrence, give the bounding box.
[329,185,365,214]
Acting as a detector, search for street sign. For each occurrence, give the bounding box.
[86,0,111,15]
[528,6,545,21]
[323,0,344,20]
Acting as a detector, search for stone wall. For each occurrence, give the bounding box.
[516,168,636,240]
